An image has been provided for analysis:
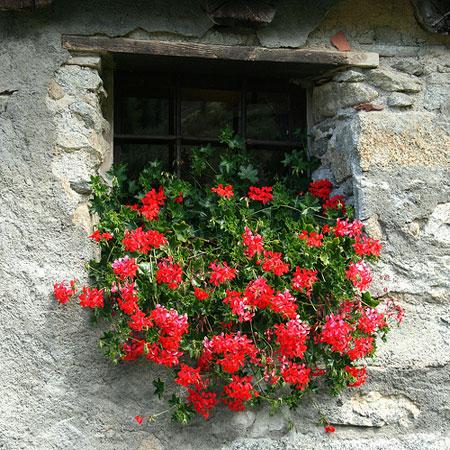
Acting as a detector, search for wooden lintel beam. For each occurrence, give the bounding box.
[62,35,379,69]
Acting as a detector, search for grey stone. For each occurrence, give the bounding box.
[313,82,379,119]
[333,70,366,83]
[424,72,450,113]
[322,391,420,427]
[257,0,335,48]
[392,59,424,76]
[368,68,422,92]
[387,92,414,107]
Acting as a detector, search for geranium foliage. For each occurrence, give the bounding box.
[54,132,403,424]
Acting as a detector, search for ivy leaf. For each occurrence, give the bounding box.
[219,127,244,150]
[153,378,165,400]
[361,291,380,307]
[238,164,259,183]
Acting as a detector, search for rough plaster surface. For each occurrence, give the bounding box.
[1,0,450,449]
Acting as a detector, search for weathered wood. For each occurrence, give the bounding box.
[0,0,52,10]
[62,36,379,69]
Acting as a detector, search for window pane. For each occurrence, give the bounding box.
[181,88,239,138]
[250,148,289,184]
[246,92,290,141]
[122,96,170,135]
[119,144,170,178]
[180,145,222,182]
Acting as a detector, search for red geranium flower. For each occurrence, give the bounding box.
[53,279,77,304]
[194,287,210,301]
[248,186,273,204]
[209,261,236,286]
[211,184,234,199]
[308,179,332,200]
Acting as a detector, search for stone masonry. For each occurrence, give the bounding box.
[0,0,449,449]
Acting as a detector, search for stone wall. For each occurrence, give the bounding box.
[0,1,449,449]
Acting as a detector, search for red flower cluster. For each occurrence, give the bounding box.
[202,332,259,374]
[270,289,298,319]
[259,251,290,276]
[122,227,167,254]
[323,195,346,213]
[248,186,273,204]
[54,175,400,423]
[242,226,264,258]
[117,281,139,315]
[281,362,311,390]
[275,319,309,359]
[78,287,104,308]
[89,229,113,242]
[291,267,318,297]
[211,184,234,199]
[358,307,386,334]
[223,290,254,322]
[122,339,145,361]
[345,261,372,291]
[53,279,77,304]
[346,336,374,361]
[353,236,382,257]
[112,256,138,280]
[308,179,333,200]
[345,366,367,387]
[209,261,236,286]
[223,375,259,411]
[145,305,189,367]
[298,230,323,247]
[245,277,274,309]
[176,363,205,390]
[334,218,364,238]
[128,308,150,331]
[140,186,166,220]
[194,287,210,301]
[319,313,353,353]
[187,389,218,419]
[156,258,182,289]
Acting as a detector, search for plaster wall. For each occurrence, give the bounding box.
[0,1,449,449]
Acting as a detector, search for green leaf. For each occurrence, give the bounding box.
[361,291,380,307]
[152,378,165,400]
[238,164,259,183]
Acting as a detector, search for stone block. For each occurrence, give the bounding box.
[392,59,424,76]
[333,70,366,83]
[313,82,379,119]
[323,391,420,427]
[387,92,414,107]
[368,68,422,92]
[355,112,450,172]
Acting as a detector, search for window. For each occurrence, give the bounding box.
[114,70,306,181]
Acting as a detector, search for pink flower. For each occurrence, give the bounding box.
[112,256,138,280]
[346,261,373,291]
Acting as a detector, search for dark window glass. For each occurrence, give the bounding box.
[246,92,290,141]
[114,71,306,181]
[122,96,170,135]
[181,88,239,138]
[119,144,170,179]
